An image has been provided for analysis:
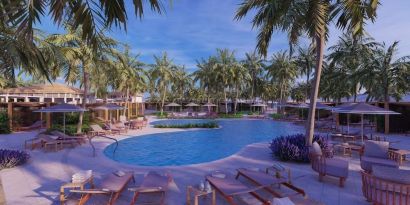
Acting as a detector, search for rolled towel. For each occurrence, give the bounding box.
[72,170,92,183]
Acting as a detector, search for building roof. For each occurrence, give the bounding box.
[0,83,83,95]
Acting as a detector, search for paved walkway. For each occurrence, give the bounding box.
[0,118,409,205]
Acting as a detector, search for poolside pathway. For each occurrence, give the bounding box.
[0,118,409,205]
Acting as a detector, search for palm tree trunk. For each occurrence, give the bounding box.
[384,91,390,134]
[305,35,325,146]
[160,86,167,115]
[224,89,228,114]
[234,85,239,114]
[77,71,88,134]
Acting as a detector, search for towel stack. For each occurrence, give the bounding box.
[72,170,92,184]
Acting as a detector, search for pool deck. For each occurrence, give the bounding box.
[0,117,409,205]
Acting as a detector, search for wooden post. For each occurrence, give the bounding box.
[105,110,108,121]
[335,113,340,130]
[7,102,12,130]
[46,103,51,129]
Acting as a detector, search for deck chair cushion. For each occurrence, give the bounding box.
[361,156,398,172]
[311,142,322,156]
[324,158,349,178]
[373,165,410,185]
[364,140,389,159]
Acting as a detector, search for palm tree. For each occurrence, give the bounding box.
[171,66,192,104]
[111,46,146,105]
[358,41,410,133]
[243,52,264,104]
[1,0,164,47]
[46,25,118,133]
[327,34,378,102]
[150,52,176,115]
[214,48,238,114]
[295,45,315,101]
[231,63,251,114]
[265,51,297,112]
[235,0,380,145]
[194,56,218,104]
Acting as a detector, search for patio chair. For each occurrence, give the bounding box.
[68,171,135,205]
[130,120,144,130]
[110,123,128,134]
[361,166,410,205]
[309,142,349,187]
[360,140,399,172]
[17,120,45,131]
[90,124,110,136]
[24,133,55,150]
[128,171,172,205]
[206,174,271,205]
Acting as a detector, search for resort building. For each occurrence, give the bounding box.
[0,83,84,104]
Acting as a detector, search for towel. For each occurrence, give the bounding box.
[72,170,92,183]
[272,197,295,205]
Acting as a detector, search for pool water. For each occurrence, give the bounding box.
[104,119,303,166]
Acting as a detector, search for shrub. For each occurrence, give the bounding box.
[269,133,328,163]
[155,112,168,119]
[218,113,243,118]
[0,149,30,170]
[154,122,219,129]
[0,111,11,134]
[270,113,283,120]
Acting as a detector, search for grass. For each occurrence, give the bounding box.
[154,122,219,128]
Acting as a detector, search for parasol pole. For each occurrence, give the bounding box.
[63,112,66,134]
[361,114,364,143]
[347,114,350,134]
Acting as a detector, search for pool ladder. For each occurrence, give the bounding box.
[88,135,119,157]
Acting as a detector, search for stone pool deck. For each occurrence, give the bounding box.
[0,118,409,205]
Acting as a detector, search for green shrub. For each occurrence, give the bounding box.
[155,112,168,119]
[218,113,243,118]
[154,122,219,128]
[270,113,283,120]
[0,112,11,134]
[0,149,29,170]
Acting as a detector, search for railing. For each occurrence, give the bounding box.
[88,134,119,157]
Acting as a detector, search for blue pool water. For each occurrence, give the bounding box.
[104,119,303,166]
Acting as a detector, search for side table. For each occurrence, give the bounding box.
[186,185,216,205]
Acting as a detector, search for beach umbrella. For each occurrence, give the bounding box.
[311,102,333,121]
[202,102,217,113]
[203,103,217,107]
[164,102,182,112]
[93,103,125,122]
[251,103,267,113]
[333,103,400,142]
[333,102,357,133]
[34,103,87,133]
[185,102,200,107]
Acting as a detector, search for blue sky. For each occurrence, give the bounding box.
[36,0,410,73]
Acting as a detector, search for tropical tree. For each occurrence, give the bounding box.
[242,52,264,103]
[295,45,315,101]
[358,41,410,133]
[112,46,146,98]
[231,62,251,113]
[194,56,218,103]
[235,0,380,145]
[265,51,297,112]
[171,66,192,104]
[214,48,239,114]
[150,52,176,115]
[1,0,164,47]
[46,25,118,133]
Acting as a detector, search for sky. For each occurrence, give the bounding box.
[36,0,410,73]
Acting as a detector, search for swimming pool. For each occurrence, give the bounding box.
[104,119,303,166]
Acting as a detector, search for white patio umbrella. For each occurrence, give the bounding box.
[93,103,125,122]
[185,102,200,107]
[333,103,400,142]
[34,103,87,133]
[251,103,267,113]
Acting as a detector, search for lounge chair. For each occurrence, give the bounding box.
[360,140,399,172]
[236,168,303,197]
[90,124,120,136]
[128,171,172,205]
[68,171,135,205]
[110,123,128,134]
[18,120,45,131]
[25,133,80,151]
[310,142,349,187]
[206,174,271,205]
[361,166,410,205]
